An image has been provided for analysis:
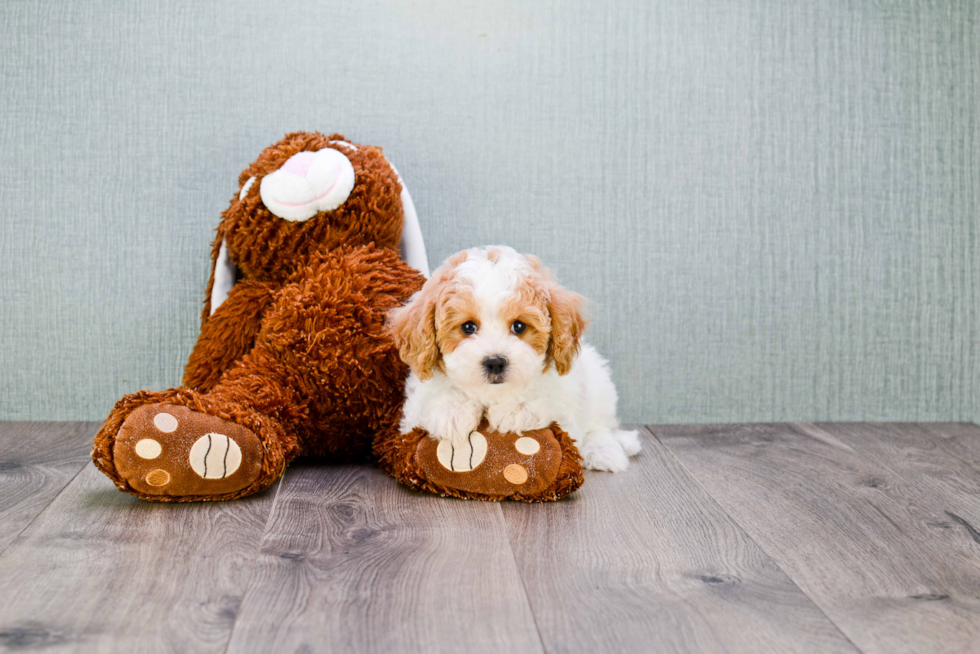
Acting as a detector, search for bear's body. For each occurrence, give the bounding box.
[93,133,425,501]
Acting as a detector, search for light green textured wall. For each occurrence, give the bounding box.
[1,0,978,424]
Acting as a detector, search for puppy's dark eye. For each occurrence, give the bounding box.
[461,321,478,336]
[511,320,527,335]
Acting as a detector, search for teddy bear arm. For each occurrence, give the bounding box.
[182,280,280,392]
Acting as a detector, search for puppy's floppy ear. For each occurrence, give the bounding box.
[546,281,588,376]
[389,250,469,380]
[388,283,441,380]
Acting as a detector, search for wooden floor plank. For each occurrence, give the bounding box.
[0,422,96,556]
[226,463,544,654]
[0,463,278,653]
[501,427,856,654]
[653,422,980,654]
[831,422,980,515]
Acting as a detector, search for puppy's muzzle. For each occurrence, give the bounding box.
[482,355,508,383]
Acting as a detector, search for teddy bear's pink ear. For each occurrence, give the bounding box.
[385,158,430,278]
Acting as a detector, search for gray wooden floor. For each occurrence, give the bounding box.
[1,423,979,653]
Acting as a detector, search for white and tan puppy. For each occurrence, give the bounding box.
[388,246,640,472]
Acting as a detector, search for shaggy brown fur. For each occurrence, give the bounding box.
[92,132,424,501]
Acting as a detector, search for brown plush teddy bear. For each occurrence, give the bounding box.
[92,132,583,502]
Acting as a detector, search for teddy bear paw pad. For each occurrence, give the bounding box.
[113,404,263,497]
[415,423,564,498]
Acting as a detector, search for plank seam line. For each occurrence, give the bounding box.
[642,425,867,654]
[222,474,286,654]
[499,502,550,654]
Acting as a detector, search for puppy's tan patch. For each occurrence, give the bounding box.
[435,282,479,355]
[501,283,550,357]
[388,250,471,379]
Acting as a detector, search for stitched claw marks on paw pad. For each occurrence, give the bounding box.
[436,431,488,472]
[188,433,243,479]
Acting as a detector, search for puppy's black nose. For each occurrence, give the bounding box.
[482,355,508,376]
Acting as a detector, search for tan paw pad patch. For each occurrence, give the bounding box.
[145,469,171,487]
[503,464,528,485]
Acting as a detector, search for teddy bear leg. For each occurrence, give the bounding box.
[197,244,424,463]
[183,280,280,392]
[93,387,295,502]
[201,294,401,463]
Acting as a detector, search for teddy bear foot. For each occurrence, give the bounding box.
[106,402,268,500]
[377,420,585,502]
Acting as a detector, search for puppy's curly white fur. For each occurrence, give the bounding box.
[388,246,640,472]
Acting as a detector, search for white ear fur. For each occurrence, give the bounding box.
[239,176,256,201]
[386,159,430,278]
[210,239,239,315]
[329,140,358,152]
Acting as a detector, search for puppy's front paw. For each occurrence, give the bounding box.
[579,432,630,472]
[487,402,549,435]
[425,400,483,447]
[614,429,643,457]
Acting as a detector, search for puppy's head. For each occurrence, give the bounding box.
[388,246,587,395]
